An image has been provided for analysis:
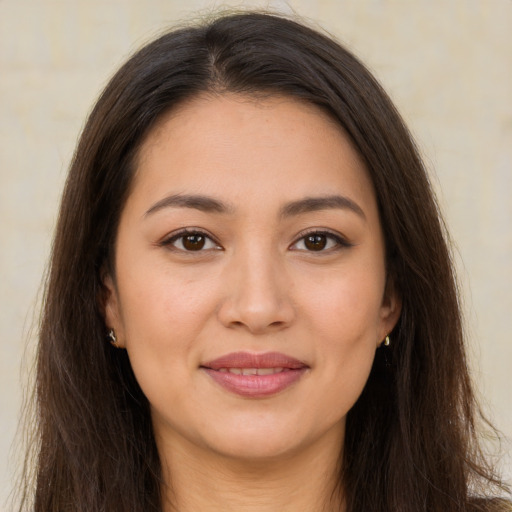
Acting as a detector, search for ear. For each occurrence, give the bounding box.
[377,275,402,347]
[100,271,126,348]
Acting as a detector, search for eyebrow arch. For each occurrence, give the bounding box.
[144,193,232,217]
[280,195,366,220]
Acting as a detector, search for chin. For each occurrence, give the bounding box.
[208,433,306,463]
[196,412,340,464]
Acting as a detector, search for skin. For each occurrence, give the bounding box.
[104,94,401,512]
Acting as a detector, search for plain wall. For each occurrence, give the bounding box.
[1,0,511,508]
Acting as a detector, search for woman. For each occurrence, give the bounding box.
[18,11,510,512]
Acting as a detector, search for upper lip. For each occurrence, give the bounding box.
[202,351,308,370]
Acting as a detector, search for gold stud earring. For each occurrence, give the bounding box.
[383,334,390,347]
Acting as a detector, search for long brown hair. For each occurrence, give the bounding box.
[18,11,510,512]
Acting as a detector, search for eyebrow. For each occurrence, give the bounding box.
[280,195,366,220]
[144,193,232,217]
[144,193,365,220]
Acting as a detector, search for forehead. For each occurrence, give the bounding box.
[130,93,377,217]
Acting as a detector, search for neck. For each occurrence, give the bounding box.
[157,430,345,512]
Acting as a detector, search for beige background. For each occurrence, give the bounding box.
[1,0,511,508]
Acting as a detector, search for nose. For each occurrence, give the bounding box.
[217,248,295,334]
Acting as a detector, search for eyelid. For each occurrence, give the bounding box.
[159,228,222,251]
[289,228,353,251]
[158,227,351,252]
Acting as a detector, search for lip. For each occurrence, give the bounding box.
[201,351,309,398]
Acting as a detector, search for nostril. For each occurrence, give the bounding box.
[226,319,287,333]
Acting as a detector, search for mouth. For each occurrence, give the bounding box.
[216,367,287,375]
[200,351,309,398]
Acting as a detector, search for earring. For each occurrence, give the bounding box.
[107,329,117,346]
[383,334,390,347]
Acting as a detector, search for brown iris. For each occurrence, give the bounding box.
[182,234,206,251]
[304,234,328,251]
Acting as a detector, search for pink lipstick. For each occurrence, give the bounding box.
[201,351,308,398]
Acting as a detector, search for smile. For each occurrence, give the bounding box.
[201,352,309,398]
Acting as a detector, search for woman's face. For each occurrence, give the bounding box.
[104,94,400,462]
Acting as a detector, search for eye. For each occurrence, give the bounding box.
[290,231,350,252]
[162,230,221,252]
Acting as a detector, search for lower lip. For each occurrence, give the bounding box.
[202,368,307,398]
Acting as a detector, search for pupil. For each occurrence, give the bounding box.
[183,234,205,250]
[305,234,326,251]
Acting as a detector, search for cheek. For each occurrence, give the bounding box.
[301,264,385,342]
[115,262,218,386]
[119,255,217,334]
[298,265,383,409]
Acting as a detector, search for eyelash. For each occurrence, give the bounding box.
[160,229,221,252]
[289,229,352,253]
[159,228,352,253]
